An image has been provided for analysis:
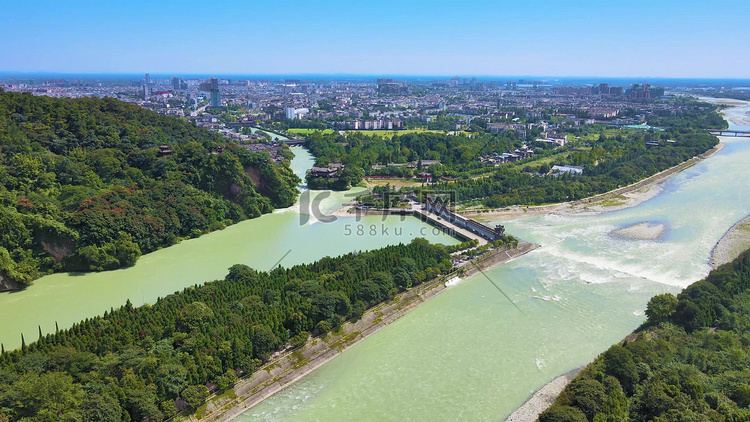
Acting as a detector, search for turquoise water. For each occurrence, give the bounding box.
[241,103,750,421]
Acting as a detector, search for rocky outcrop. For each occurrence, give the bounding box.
[0,272,22,292]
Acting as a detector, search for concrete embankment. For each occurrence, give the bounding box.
[191,242,539,422]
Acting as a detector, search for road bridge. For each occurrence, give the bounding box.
[708,129,750,137]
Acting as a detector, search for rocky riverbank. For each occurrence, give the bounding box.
[506,367,583,422]
[710,215,750,269]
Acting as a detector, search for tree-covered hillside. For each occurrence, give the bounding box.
[540,248,750,422]
[0,91,299,287]
[0,238,451,422]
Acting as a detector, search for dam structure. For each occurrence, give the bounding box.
[358,196,505,246]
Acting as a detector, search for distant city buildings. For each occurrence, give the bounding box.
[285,107,309,119]
[1,73,688,154]
[209,77,221,107]
[170,76,187,90]
[377,78,410,95]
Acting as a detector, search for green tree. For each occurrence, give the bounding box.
[157,363,188,397]
[251,325,278,359]
[80,393,122,422]
[539,405,588,422]
[8,372,84,422]
[178,302,214,331]
[603,346,639,395]
[181,385,209,409]
[645,293,678,325]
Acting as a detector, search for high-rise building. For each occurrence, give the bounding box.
[599,83,610,95]
[145,73,151,85]
[629,83,651,100]
[209,77,221,107]
[171,76,180,90]
[142,85,149,100]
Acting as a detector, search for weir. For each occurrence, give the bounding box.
[366,198,505,246]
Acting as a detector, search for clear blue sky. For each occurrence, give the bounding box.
[1,0,748,78]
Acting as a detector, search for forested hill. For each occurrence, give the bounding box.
[0,91,299,288]
[540,248,750,422]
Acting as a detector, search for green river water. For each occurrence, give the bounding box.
[0,147,459,351]
[2,103,749,421]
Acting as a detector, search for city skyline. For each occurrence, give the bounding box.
[1,0,749,78]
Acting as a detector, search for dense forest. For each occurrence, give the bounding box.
[0,92,299,287]
[444,130,718,208]
[540,248,750,422]
[0,239,452,422]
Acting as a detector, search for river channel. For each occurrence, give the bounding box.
[0,147,459,351]
[241,101,750,421]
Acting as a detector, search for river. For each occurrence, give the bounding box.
[240,100,750,421]
[0,147,459,351]
[3,102,748,421]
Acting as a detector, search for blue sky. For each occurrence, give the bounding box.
[1,0,748,77]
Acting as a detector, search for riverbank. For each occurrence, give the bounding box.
[505,367,583,422]
[504,99,750,422]
[189,242,539,422]
[462,142,725,221]
[710,214,750,269]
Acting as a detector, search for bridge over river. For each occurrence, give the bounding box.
[708,129,750,137]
